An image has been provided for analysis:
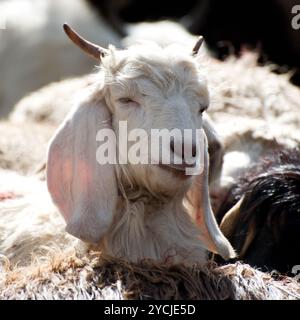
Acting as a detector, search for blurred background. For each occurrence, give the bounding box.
[0,0,300,118]
[0,0,300,278]
[92,0,300,84]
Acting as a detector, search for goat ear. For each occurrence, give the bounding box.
[46,97,118,243]
[186,133,236,260]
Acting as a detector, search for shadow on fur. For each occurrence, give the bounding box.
[1,252,299,300]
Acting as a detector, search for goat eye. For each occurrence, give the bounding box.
[119,97,135,104]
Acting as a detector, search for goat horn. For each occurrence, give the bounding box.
[63,23,107,60]
[220,197,244,238]
[192,36,204,56]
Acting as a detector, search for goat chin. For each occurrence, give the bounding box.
[98,163,207,264]
[104,195,208,264]
[118,163,193,197]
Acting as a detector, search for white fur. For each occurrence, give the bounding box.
[0,170,78,265]
[47,41,235,264]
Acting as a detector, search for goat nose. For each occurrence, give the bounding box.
[170,138,197,160]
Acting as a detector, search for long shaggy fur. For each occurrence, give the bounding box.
[1,252,299,300]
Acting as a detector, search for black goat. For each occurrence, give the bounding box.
[216,149,300,276]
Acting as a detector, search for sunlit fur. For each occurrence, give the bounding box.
[46,42,235,264]
[100,43,208,194]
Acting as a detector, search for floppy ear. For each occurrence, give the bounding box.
[46,97,118,243]
[202,114,224,186]
[186,132,236,259]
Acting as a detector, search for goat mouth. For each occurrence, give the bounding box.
[158,163,195,179]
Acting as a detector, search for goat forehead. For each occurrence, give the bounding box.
[126,54,199,79]
[115,59,205,96]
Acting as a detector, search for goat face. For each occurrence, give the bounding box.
[100,45,209,195]
[46,25,235,263]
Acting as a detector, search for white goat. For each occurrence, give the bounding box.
[0,0,121,117]
[46,24,235,264]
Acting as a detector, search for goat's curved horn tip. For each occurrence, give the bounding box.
[63,23,106,60]
[192,36,204,56]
